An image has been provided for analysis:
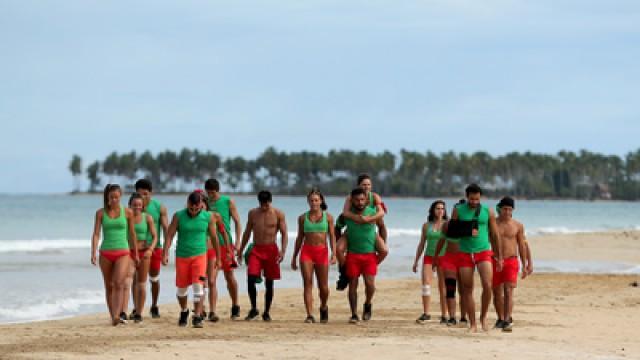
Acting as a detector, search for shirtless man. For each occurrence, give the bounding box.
[237,190,288,321]
[493,196,529,332]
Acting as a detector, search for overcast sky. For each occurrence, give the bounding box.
[1,1,639,193]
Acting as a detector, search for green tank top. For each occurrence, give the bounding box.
[131,213,150,247]
[345,206,377,254]
[145,199,164,248]
[207,195,233,243]
[304,211,328,233]
[455,203,491,253]
[100,207,129,250]
[175,209,211,258]
[425,223,446,256]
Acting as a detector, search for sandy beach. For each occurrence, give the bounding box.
[1,231,639,360]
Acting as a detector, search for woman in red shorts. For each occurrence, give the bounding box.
[291,189,337,323]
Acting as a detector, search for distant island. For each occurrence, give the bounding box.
[68,147,640,200]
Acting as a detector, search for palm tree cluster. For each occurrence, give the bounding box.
[71,147,640,200]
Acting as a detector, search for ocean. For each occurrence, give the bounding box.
[0,194,638,324]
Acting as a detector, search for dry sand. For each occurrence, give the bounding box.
[1,231,639,360]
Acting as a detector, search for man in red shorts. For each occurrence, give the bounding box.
[452,184,503,332]
[337,188,381,324]
[237,190,288,321]
[493,196,528,332]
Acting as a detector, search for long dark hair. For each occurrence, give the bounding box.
[307,188,328,211]
[103,184,121,211]
[427,200,447,222]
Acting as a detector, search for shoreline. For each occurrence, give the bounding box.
[1,273,638,359]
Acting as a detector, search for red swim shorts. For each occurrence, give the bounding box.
[247,243,281,280]
[300,244,329,265]
[438,252,459,272]
[175,254,207,288]
[207,245,237,272]
[493,256,519,287]
[149,248,163,272]
[458,250,493,268]
[345,252,378,278]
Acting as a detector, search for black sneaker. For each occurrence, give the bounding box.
[495,319,505,329]
[245,308,259,321]
[150,306,160,319]
[133,314,143,323]
[440,316,447,324]
[262,313,272,322]
[304,315,316,324]
[208,312,220,322]
[128,309,137,320]
[231,305,241,320]
[460,318,468,325]
[336,265,349,291]
[319,307,329,324]
[192,315,204,328]
[362,303,372,321]
[447,318,458,326]
[416,313,430,324]
[502,321,513,332]
[349,314,360,324]
[119,312,128,324]
[178,309,189,327]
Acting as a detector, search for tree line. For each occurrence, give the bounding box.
[68,147,640,200]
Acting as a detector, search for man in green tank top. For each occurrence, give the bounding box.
[337,188,380,324]
[204,178,243,320]
[452,184,503,332]
[135,179,169,319]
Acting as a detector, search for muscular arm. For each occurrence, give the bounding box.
[208,213,221,263]
[488,208,502,261]
[91,209,102,265]
[238,210,254,258]
[277,209,288,259]
[365,193,385,222]
[291,215,305,268]
[229,199,243,250]
[160,205,169,243]
[146,214,158,251]
[327,213,337,260]
[163,214,178,263]
[376,217,388,242]
[525,239,533,275]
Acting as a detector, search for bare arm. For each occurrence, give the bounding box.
[488,208,503,270]
[208,213,221,268]
[525,239,533,275]
[237,210,254,263]
[125,208,139,261]
[277,209,288,262]
[91,209,103,265]
[160,205,169,243]
[229,199,243,250]
[363,193,385,222]
[291,215,305,270]
[327,213,337,264]
[163,214,178,265]
[412,223,428,272]
[516,222,528,279]
[146,214,158,252]
[376,217,388,242]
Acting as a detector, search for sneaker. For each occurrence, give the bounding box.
[150,306,160,319]
[231,305,241,320]
[208,312,220,322]
[128,309,137,320]
[416,313,431,324]
[245,308,259,321]
[178,309,189,327]
[304,315,316,324]
[119,312,128,324]
[262,313,272,322]
[133,314,143,323]
[362,303,372,321]
[349,314,360,324]
[319,307,329,324]
[495,319,505,329]
[460,318,468,325]
[192,315,204,328]
[447,318,458,326]
[440,316,447,324]
[502,321,513,332]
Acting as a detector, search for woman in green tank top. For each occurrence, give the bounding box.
[90,184,139,326]
[127,193,157,323]
[291,189,337,323]
[412,200,448,324]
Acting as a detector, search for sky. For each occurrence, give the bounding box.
[1,0,639,193]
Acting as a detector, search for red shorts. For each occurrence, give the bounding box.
[99,249,129,263]
[247,243,281,280]
[345,252,378,278]
[438,252,459,272]
[458,250,493,268]
[423,255,434,265]
[207,245,237,272]
[493,256,519,287]
[175,255,207,288]
[149,248,163,272]
[300,244,329,265]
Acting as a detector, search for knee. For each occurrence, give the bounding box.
[445,278,457,299]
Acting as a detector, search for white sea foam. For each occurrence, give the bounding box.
[0,290,104,322]
[0,239,88,253]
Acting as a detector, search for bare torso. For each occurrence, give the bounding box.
[249,207,282,245]
[496,218,522,258]
[302,211,329,246]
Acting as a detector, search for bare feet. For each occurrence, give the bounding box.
[480,316,489,331]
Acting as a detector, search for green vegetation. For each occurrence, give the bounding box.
[71,147,640,200]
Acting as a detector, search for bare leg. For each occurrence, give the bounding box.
[135,257,151,316]
[207,260,219,314]
[121,260,135,316]
[459,266,476,332]
[444,269,457,320]
[421,263,433,315]
[504,283,515,323]
[458,271,467,321]
[437,267,447,319]
[111,256,132,326]
[348,276,359,316]
[301,261,315,317]
[477,261,493,332]
[493,283,505,323]
[223,270,239,307]
[336,236,347,265]
[374,235,388,264]
[149,267,160,309]
[315,263,330,310]
[363,274,376,304]
[99,257,114,320]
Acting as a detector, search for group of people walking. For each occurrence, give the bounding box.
[91,176,532,332]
